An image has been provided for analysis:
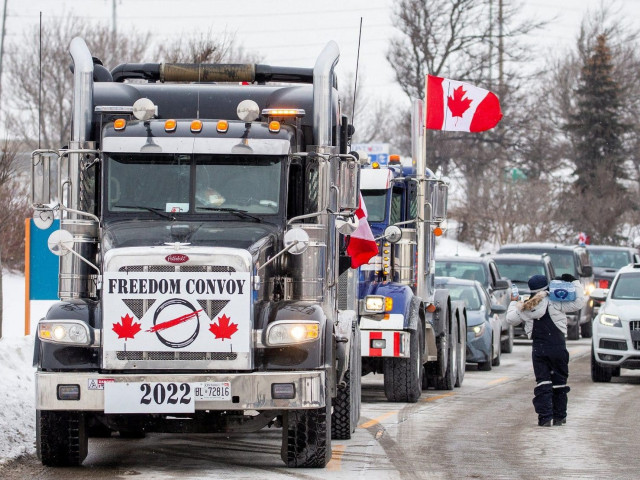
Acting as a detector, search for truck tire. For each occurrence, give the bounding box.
[567,322,580,340]
[502,324,514,354]
[591,343,612,383]
[281,397,332,467]
[37,410,88,467]
[455,314,466,387]
[332,322,361,439]
[580,319,593,338]
[435,319,457,390]
[383,324,423,403]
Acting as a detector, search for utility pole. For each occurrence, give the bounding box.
[498,0,504,97]
[112,0,117,36]
[0,0,8,107]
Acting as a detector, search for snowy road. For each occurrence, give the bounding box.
[2,337,640,479]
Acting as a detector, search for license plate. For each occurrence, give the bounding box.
[104,382,195,414]
[194,382,232,401]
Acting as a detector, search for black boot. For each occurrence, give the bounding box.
[553,418,566,426]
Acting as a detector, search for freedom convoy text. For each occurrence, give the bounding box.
[107,277,247,296]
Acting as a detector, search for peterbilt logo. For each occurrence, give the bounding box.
[166,254,189,264]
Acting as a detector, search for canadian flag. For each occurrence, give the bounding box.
[346,194,378,269]
[426,74,502,132]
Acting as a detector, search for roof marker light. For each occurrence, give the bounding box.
[164,119,177,132]
[372,161,380,169]
[113,118,126,131]
[389,154,401,164]
[190,120,203,133]
[269,121,281,133]
[216,120,229,133]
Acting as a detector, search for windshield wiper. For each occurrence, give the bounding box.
[114,205,175,220]
[198,207,262,222]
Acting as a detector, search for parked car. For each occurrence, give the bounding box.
[435,277,504,371]
[589,263,640,382]
[497,243,594,340]
[489,253,556,338]
[435,256,513,353]
[586,245,640,317]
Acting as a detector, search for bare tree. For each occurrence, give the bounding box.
[154,29,262,64]
[4,15,151,150]
[0,138,30,339]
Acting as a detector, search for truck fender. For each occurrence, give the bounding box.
[361,283,415,330]
[335,309,358,386]
[430,289,452,338]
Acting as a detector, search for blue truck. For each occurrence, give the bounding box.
[357,101,467,402]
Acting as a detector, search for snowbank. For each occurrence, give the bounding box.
[0,335,35,463]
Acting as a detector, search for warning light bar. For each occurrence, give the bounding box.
[261,108,306,118]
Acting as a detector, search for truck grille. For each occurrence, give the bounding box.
[116,351,238,361]
[119,265,236,273]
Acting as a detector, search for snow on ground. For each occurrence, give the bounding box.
[1,272,36,463]
[0,236,479,464]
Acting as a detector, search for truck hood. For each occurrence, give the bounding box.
[103,219,281,253]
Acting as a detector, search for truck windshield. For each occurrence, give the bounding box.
[361,189,387,222]
[106,153,282,215]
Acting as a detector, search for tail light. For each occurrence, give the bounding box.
[598,279,610,289]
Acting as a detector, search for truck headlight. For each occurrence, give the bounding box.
[265,321,319,346]
[599,314,622,328]
[363,295,393,313]
[38,320,91,345]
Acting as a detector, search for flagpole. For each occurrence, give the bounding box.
[413,77,428,298]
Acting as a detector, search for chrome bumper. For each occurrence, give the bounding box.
[36,370,325,411]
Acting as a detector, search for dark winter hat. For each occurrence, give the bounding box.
[528,274,549,293]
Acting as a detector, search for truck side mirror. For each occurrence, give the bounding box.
[338,157,359,212]
[383,225,402,243]
[431,181,448,221]
[335,214,359,235]
[31,150,57,207]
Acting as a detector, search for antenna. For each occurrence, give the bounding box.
[351,17,363,134]
[38,11,42,148]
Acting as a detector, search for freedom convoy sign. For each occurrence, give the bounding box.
[102,271,251,356]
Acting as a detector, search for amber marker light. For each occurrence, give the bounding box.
[190,120,203,133]
[372,161,380,169]
[269,120,281,133]
[433,226,443,236]
[426,303,437,313]
[164,119,177,132]
[216,120,229,133]
[113,118,126,131]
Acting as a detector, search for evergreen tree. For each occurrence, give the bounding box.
[564,34,630,243]
[567,34,629,192]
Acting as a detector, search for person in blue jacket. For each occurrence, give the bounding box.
[507,274,586,427]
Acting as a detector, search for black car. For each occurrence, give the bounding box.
[586,245,640,317]
[435,256,514,353]
[497,243,594,340]
[489,253,556,338]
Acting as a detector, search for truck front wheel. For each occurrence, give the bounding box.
[281,399,332,467]
[436,319,458,390]
[383,323,423,403]
[37,410,88,467]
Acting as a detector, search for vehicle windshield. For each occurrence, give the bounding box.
[361,189,388,223]
[443,284,482,310]
[589,250,631,270]
[494,261,546,284]
[435,261,487,284]
[611,272,640,300]
[106,153,283,215]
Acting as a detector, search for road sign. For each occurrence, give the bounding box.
[351,143,390,165]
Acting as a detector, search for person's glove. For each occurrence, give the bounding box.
[560,273,577,282]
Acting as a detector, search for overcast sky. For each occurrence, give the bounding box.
[2,0,639,106]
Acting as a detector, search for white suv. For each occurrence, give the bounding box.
[590,263,640,382]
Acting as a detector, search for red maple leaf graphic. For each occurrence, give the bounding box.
[448,85,473,118]
[209,314,238,341]
[113,313,142,340]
